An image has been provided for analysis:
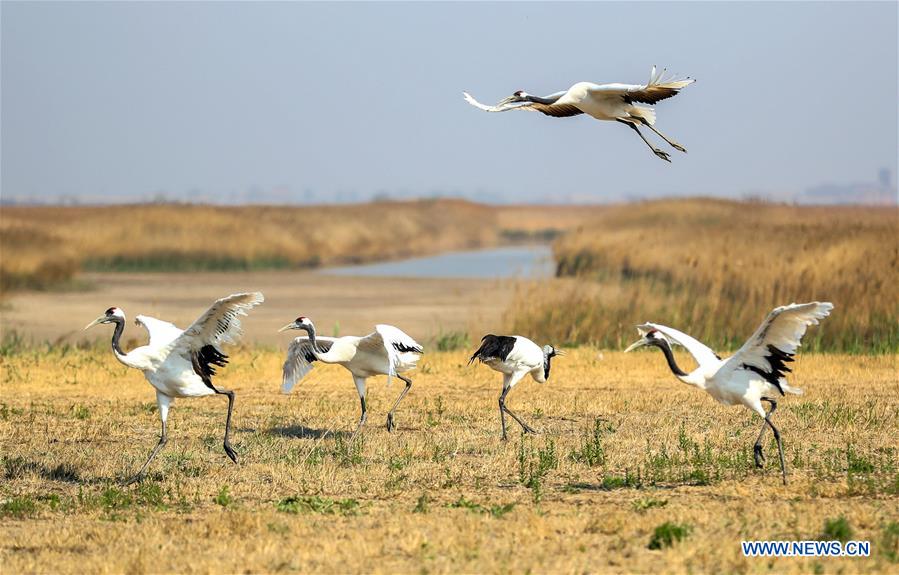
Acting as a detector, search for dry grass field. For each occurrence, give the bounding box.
[1,345,897,573]
[0,201,606,294]
[508,199,899,352]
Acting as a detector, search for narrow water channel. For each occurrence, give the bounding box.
[319,244,555,279]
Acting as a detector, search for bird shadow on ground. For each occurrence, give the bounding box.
[4,458,143,488]
[266,424,351,440]
[3,457,83,484]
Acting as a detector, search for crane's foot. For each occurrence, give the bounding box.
[224,441,238,464]
[753,444,765,468]
[653,149,672,162]
[671,142,687,153]
[386,413,396,433]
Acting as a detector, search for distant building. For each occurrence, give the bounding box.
[798,168,897,205]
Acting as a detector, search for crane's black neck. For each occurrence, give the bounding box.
[525,94,561,105]
[650,339,688,377]
[543,352,554,380]
[303,323,321,354]
[110,317,126,356]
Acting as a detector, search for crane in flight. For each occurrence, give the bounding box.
[624,302,833,484]
[84,292,264,483]
[464,66,694,162]
[278,317,423,437]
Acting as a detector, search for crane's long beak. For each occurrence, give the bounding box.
[83,315,106,331]
[624,337,650,353]
[498,95,527,108]
[277,322,297,333]
[555,349,567,356]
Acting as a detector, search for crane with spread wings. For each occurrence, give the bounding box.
[278,316,423,437]
[625,302,833,484]
[464,66,694,162]
[84,292,264,483]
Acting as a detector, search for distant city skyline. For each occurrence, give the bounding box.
[2,2,897,205]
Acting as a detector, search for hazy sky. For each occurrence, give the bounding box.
[2,1,897,203]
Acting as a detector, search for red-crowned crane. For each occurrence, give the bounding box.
[278,316,423,437]
[624,301,833,484]
[464,66,694,162]
[469,334,563,440]
[84,292,264,483]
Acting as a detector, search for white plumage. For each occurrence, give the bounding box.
[84,292,264,483]
[469,334,562,440]
[279,317,423,435]
[625,301,834,484]
[464,66,694,162]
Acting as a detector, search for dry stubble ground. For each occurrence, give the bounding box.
[1,348,897,573]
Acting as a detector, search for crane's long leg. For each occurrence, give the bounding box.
[617,119,671,162]
[351,396,368,440]
[753,398,777,468]
[214,388,238,463]
[499,387,509,441]
[351,377,368,441]
[126,392,172,485]
[761,398,787,485]
[498,374,514,440]
[499,385,536,439]
[639,119,687,152]
[386,374,412,433]
[753,419,768,468]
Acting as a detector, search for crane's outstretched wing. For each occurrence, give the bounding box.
[588,66,694,104]
[721,302,833,395]
[635,323,721,368]
[168,292,265,389]
[357,325,423,385]
[176,292,264,350]
[281,336,336,393]
[462,91,581,117]
[134,315,183,348]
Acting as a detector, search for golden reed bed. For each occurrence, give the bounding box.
[0,200,605,293]
[0,200,501,292]
[507,199,899,352]
[3,198,896,352]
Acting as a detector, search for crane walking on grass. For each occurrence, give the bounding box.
[463,66,694,162]
[469,335,563,440]
[278,317,423,437]
[624,302,833,484]
[84,292,265,483]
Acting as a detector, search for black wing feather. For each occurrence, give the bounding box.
[741,344,794,396]
[393,341,423,354]
[622,86,681,105]
[468,334,517,365]
[533,103,584,118]
[191,344,229,391]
